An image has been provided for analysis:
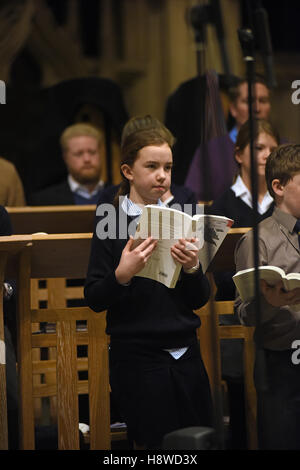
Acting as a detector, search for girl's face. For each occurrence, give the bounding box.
[235,132,278,181]
[122,143,173,205]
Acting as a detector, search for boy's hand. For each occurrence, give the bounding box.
[260,279,300,307]
[115,236,157,285]
[171,238,200,272]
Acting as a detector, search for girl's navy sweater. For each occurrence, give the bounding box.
[84,208,210,349]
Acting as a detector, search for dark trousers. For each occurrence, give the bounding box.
[255,349,300,450]
[109,340,213,448]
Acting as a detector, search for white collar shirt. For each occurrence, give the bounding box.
[231,175,273,215]
[68,174,104,200]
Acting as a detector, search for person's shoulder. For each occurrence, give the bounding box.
[0,157,19,178]
[0,204,9,218]
[0,205,12,235]
[214,186,235,202]
[0,156,15,169]
[33,180,70,196]
[236,214,277,257]
[28,180,72,205]
[97,184,120,205]
[237,215,274,247]
[170,183,197,205]
[208,187,235,212]
[168,77,199,98]
[259,213,277,231]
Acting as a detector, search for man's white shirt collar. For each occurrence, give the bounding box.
[231,175,273,214]
[68,174,104,199]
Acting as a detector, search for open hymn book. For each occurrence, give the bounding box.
[233,266,300,308]
[133,205,233,288]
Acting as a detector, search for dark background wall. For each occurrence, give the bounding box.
[0,0,299,202]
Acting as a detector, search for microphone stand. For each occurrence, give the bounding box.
[189,5,210,200]
[189,4,226,451]
[254,1,277,89]
[238,28,268,395]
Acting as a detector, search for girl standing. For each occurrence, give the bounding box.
[84,116,212,449]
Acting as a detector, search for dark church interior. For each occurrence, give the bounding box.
[1,0,300,455]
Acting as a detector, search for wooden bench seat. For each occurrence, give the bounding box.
[0,227,257,450]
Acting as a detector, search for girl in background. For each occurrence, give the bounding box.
[209,119,280,235]
[207,118,280,449]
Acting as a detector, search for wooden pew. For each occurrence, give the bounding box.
[0,236,32,450]
[195,227,257,449]
[5,206,97,433]
[0,234,111,450]
[0,228,256,450]
[6,205,96,235]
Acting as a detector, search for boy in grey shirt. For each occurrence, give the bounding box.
[235,144,300,449]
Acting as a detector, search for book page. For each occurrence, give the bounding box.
[195,215,233,272]
[132,206,232,287]
[133,205,192,288]
[234,265,300,309]
[233,266,284,301]
[280,274,300,310]
[135,204,192,240]
[285,272,300,281]
[134,239,182,288]
[284,276,300,297]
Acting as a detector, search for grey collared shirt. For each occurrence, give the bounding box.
[234,206,300,350]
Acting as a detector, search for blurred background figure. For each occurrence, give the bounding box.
[0,157,26,206]
[184,75,272,202]
[29,123,108,205]
[228,76,271,144]
[206,118,280,449]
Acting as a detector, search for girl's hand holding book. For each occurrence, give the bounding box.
[115,236,157,285]
[171,238,200,273]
